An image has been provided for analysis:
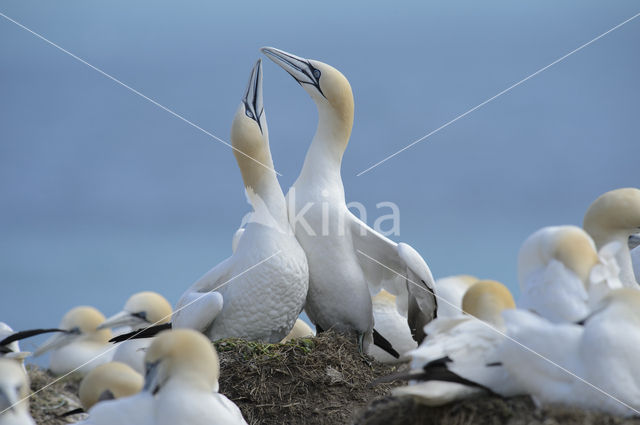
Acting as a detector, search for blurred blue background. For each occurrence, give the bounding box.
[1,1,638,364]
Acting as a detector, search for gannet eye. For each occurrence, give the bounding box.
[312,69,321,79]
[245,109,254,119]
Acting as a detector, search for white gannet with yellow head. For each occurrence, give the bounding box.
[260,47,437,354]
[172,60,308,343]
[78,362,143,413]
[392,280,518,405]
[34,306,113,376]
[0,358,35,425]
[583,187,640,285]
[518,225,623,323]
[500,288,640,416]
[98,292,172,374]
[79,329,247,425]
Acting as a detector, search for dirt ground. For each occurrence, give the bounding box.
[24,332,640,424]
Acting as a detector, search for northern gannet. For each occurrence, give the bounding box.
[392,280,519,405]
[98,292,172,374]
[260,47,437,352]
[280,318,315,343]
[367,290,417,363]
[500,288,640,416]
[60,361,143,418]
[583,187,640,286]
[173,60,308,343]
[518,225,622,323]
[79,329,247,425]
[34,306,114,375]
[0,358,35,425]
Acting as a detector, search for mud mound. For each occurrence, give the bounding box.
[215,331,402,425]
[354,394,640,425]
[27,365,84,424]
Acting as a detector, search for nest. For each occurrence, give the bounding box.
[215,331,402,425]
[27,365,84,424]
[354,394,640,425]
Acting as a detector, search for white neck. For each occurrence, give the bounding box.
[297,102,351,193]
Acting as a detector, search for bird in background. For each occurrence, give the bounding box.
[34,306,114,376]
[78,329,247,425]
[391,280,519,405]
[98,291,172,374]
[518,225,623,323]
[583,187,640,286]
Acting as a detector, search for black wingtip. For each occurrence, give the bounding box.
[0,328,66,347]
[57,407,85,418]
[108,323,172,343]
[372,328,400,359]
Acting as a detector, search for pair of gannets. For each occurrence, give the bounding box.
[173,60,308,343]
[0,358,35,425]
[518,225,622,323]
[78,329,247,425]
[260,47,437,352]
[583,187,640,286]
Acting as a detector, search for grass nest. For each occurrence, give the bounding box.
[354,393,640,425]
[26,365,84,425]
[215,331,402,425]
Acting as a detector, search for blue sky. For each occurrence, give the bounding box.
[1,1,639,358]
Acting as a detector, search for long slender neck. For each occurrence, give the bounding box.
[239,149,289,227]
[298,102,352,189]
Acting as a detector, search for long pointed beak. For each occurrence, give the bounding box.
[629,233,640,250]
[242,59,265,133]
[260,47,322,95]
[34,331,77,357]
[98,311,144,330]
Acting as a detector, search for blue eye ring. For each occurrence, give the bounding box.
[245,109,254,119]
[313,69,321,79]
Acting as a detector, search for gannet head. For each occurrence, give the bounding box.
[461,280,515,326]
[34,306,112,356]
[518,226,599,288]
[0,358,31,415]
[98,291,172,331]
[261,47,354,141]
[584,188,640,245]
[143,329,219,395]
[231,59,276,185]
[79,361,143,410]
